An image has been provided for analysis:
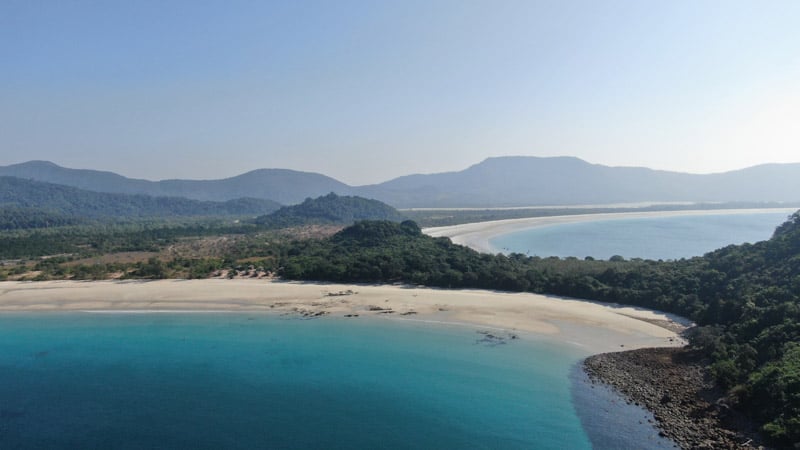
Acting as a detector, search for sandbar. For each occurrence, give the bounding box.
[0,279,689,355]
[423,208,796,254]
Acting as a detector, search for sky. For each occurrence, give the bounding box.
[1,0,799,185]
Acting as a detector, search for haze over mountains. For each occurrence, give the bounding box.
[2,157,800,208]
[0,176,280,221]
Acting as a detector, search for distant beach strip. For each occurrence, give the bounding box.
[423,207,798,254]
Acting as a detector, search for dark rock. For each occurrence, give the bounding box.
[584,348,766,450]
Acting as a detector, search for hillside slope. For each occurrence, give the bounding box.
[276,212,800,446]
[361,156,800,207]
[254,193,405,228]
[0,176,280,224]
[0,161,352,204]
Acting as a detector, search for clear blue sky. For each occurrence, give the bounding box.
[1,0,798,184]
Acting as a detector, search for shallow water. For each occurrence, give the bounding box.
[0,313,672,449]
[490,212,790,260]
[570,365,675,449]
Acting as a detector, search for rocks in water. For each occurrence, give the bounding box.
[400,311,417,316]
[285,308,330,319]
[475,330,520,347]
[584,348,765,449]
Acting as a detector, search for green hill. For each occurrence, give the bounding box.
[254,193,405,228]
[0,160,353,204]
[0,176,280,228]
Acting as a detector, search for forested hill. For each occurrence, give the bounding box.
[0,160,352,204]
[254,193,405,228]
[277,213,800,446]
[0,176,280,227]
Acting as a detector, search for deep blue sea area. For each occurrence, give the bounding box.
[490,212,790,260]
[0,314,674,449]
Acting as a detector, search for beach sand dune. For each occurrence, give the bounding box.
[0,279,689,354]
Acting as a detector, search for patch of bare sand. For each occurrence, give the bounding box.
[0,279,691,354]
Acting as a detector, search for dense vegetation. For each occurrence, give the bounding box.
[0,193,404,259]
[0,206,85,230]
[0,220,259,259]
[254,193,405,228]
[2,201,798,445]
[272,216,800,446]
[0,176,280,225]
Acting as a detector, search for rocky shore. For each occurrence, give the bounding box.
[584,347,767,449]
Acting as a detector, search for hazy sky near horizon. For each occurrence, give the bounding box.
[2,1,799,184]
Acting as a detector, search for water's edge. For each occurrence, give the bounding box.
[570,361,677,449]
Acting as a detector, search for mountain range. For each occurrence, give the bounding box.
[2,157,800,208]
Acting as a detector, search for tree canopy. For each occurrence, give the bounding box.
[274,214,800,446]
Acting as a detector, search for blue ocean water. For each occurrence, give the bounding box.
[0,314,673,449]
[490,212,791,260]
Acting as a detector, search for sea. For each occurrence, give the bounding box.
[490,211,792,260]
[0,313,674,449]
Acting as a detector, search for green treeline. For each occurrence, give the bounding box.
[0,221,257,259]
[275,216,800,446]
[0,206,85,230]
[0,176,280,224]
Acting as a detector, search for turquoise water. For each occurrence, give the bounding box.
[0,314,606,449]
[491,212,791,260]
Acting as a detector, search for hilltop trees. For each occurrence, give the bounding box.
[275,215,800,446]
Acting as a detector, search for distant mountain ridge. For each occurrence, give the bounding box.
[2,157,800,208]
[0,176,280,223]
[359,156,800,207]
[0,160,352,205]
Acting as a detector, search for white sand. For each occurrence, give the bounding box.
[423,208,796,254]
[0,279,690,354]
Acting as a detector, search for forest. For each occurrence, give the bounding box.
[1,197,798,445]
[273,216,800,446]
[0,176,280,227]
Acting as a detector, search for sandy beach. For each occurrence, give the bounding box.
[0,279,688,354]
[423,207,797,253]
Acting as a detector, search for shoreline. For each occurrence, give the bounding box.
[584,348,765,449]
[423,207,797,253]
[0,279,687,355]
[1,278,703,447]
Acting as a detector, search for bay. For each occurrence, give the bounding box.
[0,313,676,449]
[0,314,587,449]
[490,212,791,260]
